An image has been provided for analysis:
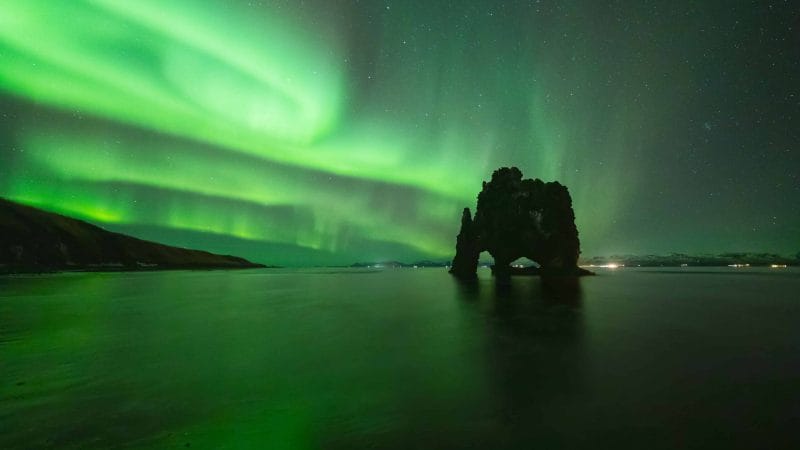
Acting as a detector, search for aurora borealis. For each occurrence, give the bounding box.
[1,1,798,265]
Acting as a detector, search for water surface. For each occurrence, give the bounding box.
[2,267,799,449]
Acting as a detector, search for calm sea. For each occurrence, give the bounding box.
[1,267,799,449]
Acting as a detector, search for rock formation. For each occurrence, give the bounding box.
[450,167,584,278]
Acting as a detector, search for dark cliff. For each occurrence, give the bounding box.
[0,198,265,273]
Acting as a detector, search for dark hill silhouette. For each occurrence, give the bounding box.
[0,198,265,273]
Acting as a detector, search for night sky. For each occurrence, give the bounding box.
[1,1,798,265]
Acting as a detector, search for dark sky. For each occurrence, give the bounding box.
[0,0,798,265]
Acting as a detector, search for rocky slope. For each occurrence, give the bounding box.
[0,198,265,273]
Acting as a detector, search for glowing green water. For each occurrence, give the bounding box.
[1,268,799,449]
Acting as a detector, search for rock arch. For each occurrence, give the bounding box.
[450,167,582,278]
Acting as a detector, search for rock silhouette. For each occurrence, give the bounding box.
[0,197,265,273]
[450,167,586,278]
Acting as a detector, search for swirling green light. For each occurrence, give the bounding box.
[3,0,713,264]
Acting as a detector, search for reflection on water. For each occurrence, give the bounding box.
[450,274,587,449]
[1,268,799,449]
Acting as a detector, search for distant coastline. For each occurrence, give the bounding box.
[3,198,795,275]
[348,252,798,270]
[582,253,797,268]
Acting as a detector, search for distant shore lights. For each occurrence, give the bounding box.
[581,263,624,269]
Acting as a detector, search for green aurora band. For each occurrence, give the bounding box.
[1,1,797,264]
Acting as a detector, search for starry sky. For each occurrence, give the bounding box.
[0,0,798,265]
